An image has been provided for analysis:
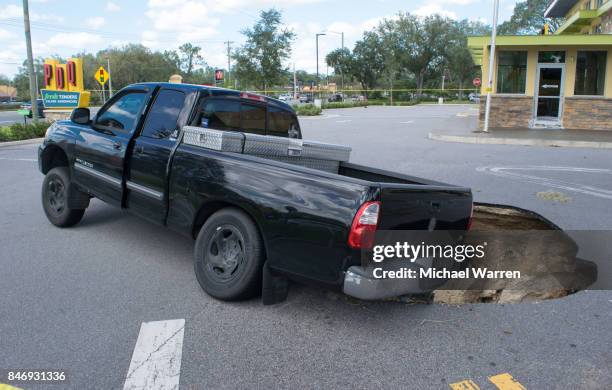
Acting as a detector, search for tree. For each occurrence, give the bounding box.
[390,13,454,95]
[499,0,563,35]
[178,43,204,80]
[12,57,45,100]
[350,32,385,98]
[377,19,402,103]
[325,47,353,84]
[233,9,295,91]
[442,20,488,99]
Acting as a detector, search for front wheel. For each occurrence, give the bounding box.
[41,167,85,227]
[194,208,265,301]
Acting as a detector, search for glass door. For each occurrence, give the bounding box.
[534,64,564,121]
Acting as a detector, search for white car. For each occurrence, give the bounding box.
[278,94,292,102]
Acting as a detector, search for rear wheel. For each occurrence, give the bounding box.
[194,208,264,300]
[41,167,85,227]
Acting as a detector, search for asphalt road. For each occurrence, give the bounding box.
[0,105,610,389]
[0,110,27,125]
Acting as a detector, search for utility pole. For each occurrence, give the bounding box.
[293,63,297,100]
[316,33,326,94]
[225,41,233,86]
[22,0,39,122]
[107,57,113,97]
[483,0,499,133]
[341,32,344,92]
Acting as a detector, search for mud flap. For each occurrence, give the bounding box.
[262,261,289,305]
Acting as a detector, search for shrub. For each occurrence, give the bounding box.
[293,104,322,116]
[0,121,51,142]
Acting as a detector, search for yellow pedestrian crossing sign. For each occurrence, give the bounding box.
[95,66,109,86]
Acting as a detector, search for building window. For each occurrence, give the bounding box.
[574,51,607,96]
[497,51,527,94]
[593,24,602,34]
[538,51,565,63]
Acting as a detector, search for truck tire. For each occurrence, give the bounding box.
[41,167,85,227]
[194,208,265,301]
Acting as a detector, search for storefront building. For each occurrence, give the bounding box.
[468,0,612,131]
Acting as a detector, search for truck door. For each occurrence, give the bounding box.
[72,88,150,206]
[126,88,188,224]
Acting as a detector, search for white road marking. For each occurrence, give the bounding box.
[0,157,37,161]
[399,121,414,124]
[123,319,185,390]
[477,165,612,200]
[299,114,340,120]
[335,119,352,123]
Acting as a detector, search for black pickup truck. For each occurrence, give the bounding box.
[38,82,473,303]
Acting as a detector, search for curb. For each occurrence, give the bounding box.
[0,137,44,148]
[428,133,612,149]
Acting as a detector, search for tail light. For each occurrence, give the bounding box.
[466,202,474,230]
[348,201,381,249]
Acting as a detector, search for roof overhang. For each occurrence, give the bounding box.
[467,34,612,65]
[545,0,579,18]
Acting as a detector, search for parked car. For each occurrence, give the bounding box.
[38,83,473,304]
[327,93,343,103]
[277,94,292,102]
[299,93,313,103]
[351,95,366,102]
[21,98,45,118]
[468,93,480,103]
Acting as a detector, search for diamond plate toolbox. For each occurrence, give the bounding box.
[182,126,244,152]
[302,140,351,162]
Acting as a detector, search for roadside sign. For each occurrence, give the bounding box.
[473,77,481,87]
[95,66,109,86]
[214,69,224,82]
[41,89,81,108]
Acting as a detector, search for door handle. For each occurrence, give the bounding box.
[135,145,145,154]
[112,141,121,150]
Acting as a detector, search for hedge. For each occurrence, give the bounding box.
[0,121,51,142]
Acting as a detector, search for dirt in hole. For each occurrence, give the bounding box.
[432,203,596,305]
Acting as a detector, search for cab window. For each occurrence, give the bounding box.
[241,103,266,135]
[268,107,300,138]
[95,91,147,133]
[198,99,241,131]
[141,89,186,139]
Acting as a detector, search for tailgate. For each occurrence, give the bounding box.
[377,183,472,230]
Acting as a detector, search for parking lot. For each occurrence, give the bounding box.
[1,104,610,389]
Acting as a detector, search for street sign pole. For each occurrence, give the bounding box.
[107,58,113,97]
[483,0,499,133]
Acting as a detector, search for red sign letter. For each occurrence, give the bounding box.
[55,67,65,89]
[44,64,53,87]
[66,61,77,86]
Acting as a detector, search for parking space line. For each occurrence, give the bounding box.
[489,373,527,390]
[477,165,612,200]
[0,158,37,162]
[449,379,481,390]
[123,319,185,390]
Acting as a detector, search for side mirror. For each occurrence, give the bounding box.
[71,107,90,125]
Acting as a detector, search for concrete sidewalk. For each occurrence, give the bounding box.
[429,127,612,149]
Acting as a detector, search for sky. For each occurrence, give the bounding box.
[0,0,521,78]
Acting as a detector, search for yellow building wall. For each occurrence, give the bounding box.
[479,43,612,98]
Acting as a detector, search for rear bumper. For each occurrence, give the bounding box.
[342,258,445,300]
